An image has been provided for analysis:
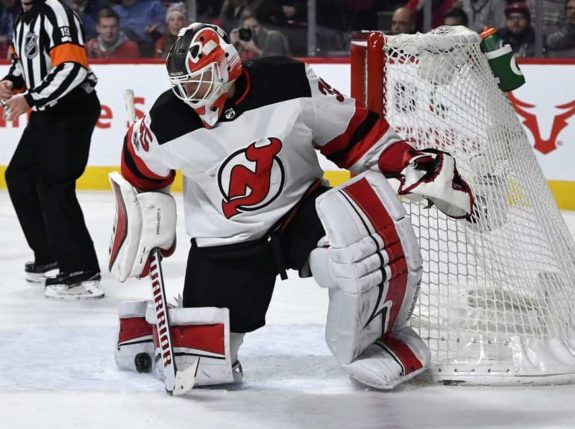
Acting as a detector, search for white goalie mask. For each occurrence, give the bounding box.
[166,23,243,128]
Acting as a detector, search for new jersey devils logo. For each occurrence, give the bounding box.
[219,138,285,219]
[508,93,575,154]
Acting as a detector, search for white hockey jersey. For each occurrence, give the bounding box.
[122,57,402,246]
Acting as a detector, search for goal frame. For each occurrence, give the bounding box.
[350,29,575,386]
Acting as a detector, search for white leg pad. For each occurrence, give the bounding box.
[343,325,431,390]
[146,306,241,386]
[311,171,423,366]
[115,301,154,373]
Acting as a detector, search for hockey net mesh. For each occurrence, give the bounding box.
[352,26,575,384]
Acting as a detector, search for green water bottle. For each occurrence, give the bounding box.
[480,27,526,92]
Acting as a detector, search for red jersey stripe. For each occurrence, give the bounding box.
[338,116,391,169]
[320,107,369,157]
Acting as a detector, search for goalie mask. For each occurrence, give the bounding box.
[166,23,242,128]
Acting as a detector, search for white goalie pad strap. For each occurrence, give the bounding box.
[312,171,423,364]
[399,151,474,219]
[146,306,235,386]
[109,172,177,282]
[118,300,149,319]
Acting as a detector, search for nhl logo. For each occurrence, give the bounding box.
[224,108,236,120]
[24,33,39,59]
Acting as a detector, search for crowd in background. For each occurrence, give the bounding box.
[0,0,574,60]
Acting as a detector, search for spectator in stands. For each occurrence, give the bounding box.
[114,0,166,57]
[390,7,416,35]
[338,0,379,31]
[86,8,141,59]
[443,7,469,27]
[499,2,537,57]
[156,2,188,58]
[230,12,289,60]
[0,0,19,58]
[527,0,565,36]
[461,0,506,33]
[197,0,224,24]
[547,0,575,56]
[64,0,107,41]
[405,0,457,30]
[256,0,306,27]
[219,0,263,33]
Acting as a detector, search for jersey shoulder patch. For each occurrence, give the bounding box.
[149,89,203,145]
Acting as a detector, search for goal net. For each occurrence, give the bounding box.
[351,26,575,385]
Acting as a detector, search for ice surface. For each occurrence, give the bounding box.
[1,191,575,429]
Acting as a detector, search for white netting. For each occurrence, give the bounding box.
[357,26,575,384]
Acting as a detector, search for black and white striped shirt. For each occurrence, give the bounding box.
[3,0,97,110]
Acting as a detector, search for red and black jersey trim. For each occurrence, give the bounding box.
[121,139,175,191]
[147,57,311,145]
[320,109,390,169]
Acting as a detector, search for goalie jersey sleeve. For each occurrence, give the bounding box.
[302,64,404,174]
[121,114,176,191]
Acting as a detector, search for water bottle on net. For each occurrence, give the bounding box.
[480,27,526,92]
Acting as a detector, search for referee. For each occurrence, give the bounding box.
[0,0,103,300]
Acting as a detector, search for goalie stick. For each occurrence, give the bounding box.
[149,251,198,395]
[121,89,198,395]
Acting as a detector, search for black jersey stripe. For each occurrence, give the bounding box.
[327,111,381,166]
[32,61,62,94]
[38,63,84,106]
[67,9,81,44]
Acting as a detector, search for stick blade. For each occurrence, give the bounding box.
[172,358,199,396]
[124,88,136,123]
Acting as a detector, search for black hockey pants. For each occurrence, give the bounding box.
[5,89,101,273]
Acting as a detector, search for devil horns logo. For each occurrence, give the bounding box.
[219,138,285,219]
[508,93,575,154]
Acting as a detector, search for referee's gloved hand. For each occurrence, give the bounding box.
[0,80,13,100]
[5,94,30,122]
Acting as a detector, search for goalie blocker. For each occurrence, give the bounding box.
[309,171,430,389]
[108,172,177,282]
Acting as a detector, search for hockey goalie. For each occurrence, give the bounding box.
[109,23,474,393]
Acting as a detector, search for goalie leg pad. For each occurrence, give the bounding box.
[108,172,177,282]
[146,306,241,386]
[115,301,155,373]
[343,325,431,390]
[310,171,423,365]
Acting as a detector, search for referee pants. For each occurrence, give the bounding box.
[5,90,101,274]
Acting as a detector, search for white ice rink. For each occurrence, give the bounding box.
[1,190,575,429]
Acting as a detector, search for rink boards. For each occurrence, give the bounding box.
[0,59,574,209]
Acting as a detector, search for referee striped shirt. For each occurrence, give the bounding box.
[3,0,97,110]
